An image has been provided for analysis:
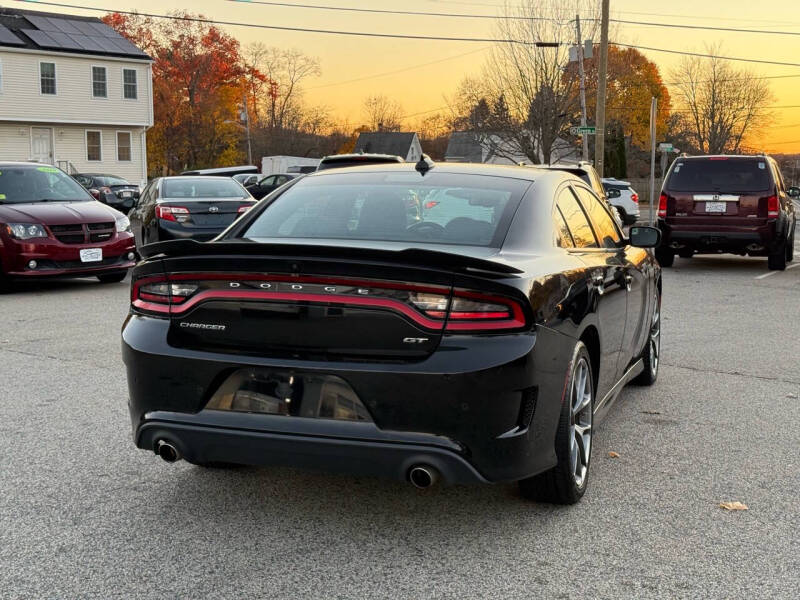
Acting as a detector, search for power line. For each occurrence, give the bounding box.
[611,42,800,69]
[608,18,800,38]
[225,0,559,22]
[307,47,490,90]
[11,1,547,44]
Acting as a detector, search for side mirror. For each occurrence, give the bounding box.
[788,186,800,198]
[606,188,621,199]
[629,226,661,248]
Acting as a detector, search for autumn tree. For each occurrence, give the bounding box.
[670,47,773,154]
[104,11,254,174]
[567,45,671,149]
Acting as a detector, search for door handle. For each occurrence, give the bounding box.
[590,274,605,295]
[624,274,633,291]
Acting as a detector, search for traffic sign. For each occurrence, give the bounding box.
[570,126,596,135]
[658,142,673,151]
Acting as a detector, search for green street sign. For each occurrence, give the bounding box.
[570,126,596,135]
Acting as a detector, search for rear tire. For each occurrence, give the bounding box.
[0,271,13,294]
[786,229,795,263]
[519,342,594,505]
[97,272,127,284]
[655,247,675,267]
[678,248,693,259]
[633,287,661,386]
[768,238,787,270]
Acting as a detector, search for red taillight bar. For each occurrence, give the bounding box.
[766,195,779,218]
[658,193,668,218]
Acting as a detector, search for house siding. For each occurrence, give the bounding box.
[0,123,147,186]
[0,49,151,126]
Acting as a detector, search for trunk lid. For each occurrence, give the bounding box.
[160,199,255,228]
[136,240,524,361]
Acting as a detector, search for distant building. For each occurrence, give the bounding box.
[354,132,423,162]
[0,7,153,186]
[445,131,579,165]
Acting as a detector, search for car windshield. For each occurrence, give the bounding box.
[666,158,772,193]
[163,178,247,199]
[93,175,131,186]
[0,165,92,204]
[242,171,529,247]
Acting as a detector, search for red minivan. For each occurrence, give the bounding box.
[0,162,136,291]
[656,155,798,270]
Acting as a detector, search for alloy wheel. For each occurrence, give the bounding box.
[649,293,661,377]
[570,357,593,488]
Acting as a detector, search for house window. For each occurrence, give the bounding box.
[40,62,56,95]
[117,132,132,162]
[92,66,107,98]
[123,68,137,100]
[86,130,102,161]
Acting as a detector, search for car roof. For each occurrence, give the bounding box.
[320,153,403,162]
[0,161,60,168]
[305,161,565,182]
[676,154,770,161]
[160,175,243,181]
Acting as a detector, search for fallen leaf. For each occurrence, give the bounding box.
[608,451,620,458]
[641,410,662,415]
[719,501,748,511]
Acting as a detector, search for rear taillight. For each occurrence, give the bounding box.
[237,205,252,215]
[88,188,100,199]
[631,192,639,204]
[131,274,527,331]
[424,201,439,210]
[658,193,668,218]
[766,195,779,218]
[99,186,112,194]
[155,205,190,222]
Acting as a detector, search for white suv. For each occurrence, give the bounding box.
[602,178,640,225]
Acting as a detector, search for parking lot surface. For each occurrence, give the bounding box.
[1,240,799,599]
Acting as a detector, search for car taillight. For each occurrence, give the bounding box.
[237,205,252,214]
[631,192,639,204]
[766,195,779,218]
[99,186,112,194]
[155,205,190,222]
[131,274,527,331]
[658,193,668,218]
[88,188,100,199]
[424,201,439,209]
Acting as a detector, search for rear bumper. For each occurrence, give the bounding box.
[157,220,225,242]
[122,315,573,484]
[138,414,487,484]
[658,219,780,252]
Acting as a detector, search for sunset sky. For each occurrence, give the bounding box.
[24,0,800,153]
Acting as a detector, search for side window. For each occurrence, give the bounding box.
[261,176,276,186]
[771,162,785,192]
[556,188,598,248]
[574,186,622,249]
[553,206,574,248]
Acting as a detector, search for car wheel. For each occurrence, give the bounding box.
[786,228,795,263]
[519,341,594,504]
[0,271,14,294]
[633,287,661,386]
[97,272,127,284]
[678,248,693,259]
[767,237,787,270]
[655,247,675,267]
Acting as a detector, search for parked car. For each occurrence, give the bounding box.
[657,154,797,270]
[73,173,140,214]
[0,162,136,291]
[128,176,257,247]
[245,173,300,200]
[233,173,260,187]
[181,165,259,178]
[316,153,404,171]
[540,162,624,227]
[123,162,662,505]
[602,178,641,225]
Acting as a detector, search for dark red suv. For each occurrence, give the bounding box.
[0,162,136,291]
[657,155,797,270]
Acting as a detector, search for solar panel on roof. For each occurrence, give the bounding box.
[50,18,82,36]
[71,20,98,36]
[112,38,147,55]
[48,31,83,50]
[0,24,25,46]
[81,36,107,53]
[94,36,123,54]
[26,15,59,32]
[104,38,134,53]
[23,29,59,48]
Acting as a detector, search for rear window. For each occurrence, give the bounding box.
[163,178,246,199]
[94,176,130,186]
[603,183,628,191]
[666,158,773,193]
[242,171,529,247]
[0,165,91,204]
[317,158,401,171]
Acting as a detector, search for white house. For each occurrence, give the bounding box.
[0,8,153,186]
[354,132,423,162]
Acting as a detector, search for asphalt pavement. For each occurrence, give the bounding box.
[1,238,799,599]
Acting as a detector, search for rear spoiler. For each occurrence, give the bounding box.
[139,239,523,275]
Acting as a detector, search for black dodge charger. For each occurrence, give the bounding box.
[123,161,662,504]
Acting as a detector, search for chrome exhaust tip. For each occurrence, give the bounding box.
[156,440,181,463]
[408,465,439,489]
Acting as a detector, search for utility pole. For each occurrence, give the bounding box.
[242,92,253,166]
[648,97,658,226]
[576,14,589,162]
[594,0,610,177]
